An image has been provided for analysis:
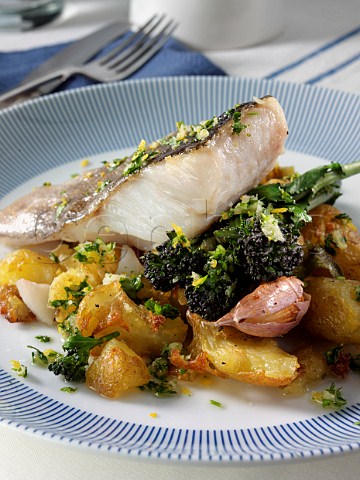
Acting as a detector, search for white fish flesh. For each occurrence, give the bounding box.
[0,96,288,251]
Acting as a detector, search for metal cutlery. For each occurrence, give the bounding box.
[0,21,130,108]
[21,22,131,87]
[0,15,176,109]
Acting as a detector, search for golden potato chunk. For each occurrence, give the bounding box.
[304,276,360,344]
[61,244,120,285]
[0,249,61,286]
[0,285,36,323]
[171,313,299,387]
[76,281,187,357]
[86,338,150,398]
[282,345,328,396]
[301,204,360,280]
[48,268,93,323]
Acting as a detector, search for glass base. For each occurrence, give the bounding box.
[0,0,64,30]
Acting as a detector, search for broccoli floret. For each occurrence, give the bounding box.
[142,198,304,321]
[141,161,360,321]
[142,228,206,291]
[185,244,244,320]
[234,219,304,282]
[185,281,235,320]
[213,197,305,284]
[48,330,120,383]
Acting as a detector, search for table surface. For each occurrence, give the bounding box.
[0,1,359,479]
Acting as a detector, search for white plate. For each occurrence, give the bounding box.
[0,77,360,463]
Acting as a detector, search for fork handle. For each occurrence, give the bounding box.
[0,71,68,110]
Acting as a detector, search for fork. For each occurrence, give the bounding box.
[0,15,177,108]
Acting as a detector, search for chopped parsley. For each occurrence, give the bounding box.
[35,335,51,343]
[171,224,191,249]
[27,345,49,366]
[74,238,116,265]
[231,110,248,134]
[324,233,337,255]
[312,382,347,409]
[123,139,158,176]
[49,279,92,312]
[119,274,144,300]
[60,386,77,393]
[335,212,352,221]
[49,252,59,263]
[225,105,248,135]
[139,344,182,397]
[11,360,27,378]
[96,180,111,193]
[55,197,68,218]
[103,157,127,172]
[210,399,223,407]
[139,380,177,396]
[144,298,179,319]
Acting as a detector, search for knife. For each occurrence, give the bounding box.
[2,21,129,107]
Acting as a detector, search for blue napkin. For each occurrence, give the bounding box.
[0,36,225,94]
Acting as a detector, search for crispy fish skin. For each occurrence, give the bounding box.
[0,96,288,251]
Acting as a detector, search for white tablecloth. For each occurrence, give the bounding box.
[0,1,359,479]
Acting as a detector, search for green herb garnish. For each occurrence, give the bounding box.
[60,386,77,393]
[35,335,51,343]
[312,382,347,409]
[144,298,179,319]
[119,275,144,300]
[11,360,27,378]
[48,330,120,383]
[74,238,116,265]
[49,279,92,311]
[27,345,49,366]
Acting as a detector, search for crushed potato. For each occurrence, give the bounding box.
[1,202,360,401]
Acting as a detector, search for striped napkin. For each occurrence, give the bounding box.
[208,24,360,95]
[0,37,225,94]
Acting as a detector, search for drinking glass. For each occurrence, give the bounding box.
[0,0,64,30]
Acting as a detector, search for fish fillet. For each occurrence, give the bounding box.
[0,96,288,251]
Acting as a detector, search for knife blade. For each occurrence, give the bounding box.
[2,21,129,107]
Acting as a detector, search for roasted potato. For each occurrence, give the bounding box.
[76,281,188,357]
[282,345,328,396]
[48,268,94,323]
[61,244,120,285]
[302,204,360,280]
[303,276,360,344]
[0,284,36,323]
[0,249,61,286]
[170,313,299,387]
[86,338,150,398]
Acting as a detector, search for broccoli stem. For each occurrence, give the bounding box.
[48,330,120,383]
[252,160,360,212]
[307,160,360,210]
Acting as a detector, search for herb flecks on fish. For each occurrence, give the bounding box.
[227,105,248,135]
[102,157,127,172]
[55,196,68,219]
[0,96,289,248]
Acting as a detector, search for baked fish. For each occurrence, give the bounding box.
[0,96,288,251]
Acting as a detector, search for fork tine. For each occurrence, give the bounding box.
[97,14,164,66]
[111,21,177,79]
[108,19,177,71]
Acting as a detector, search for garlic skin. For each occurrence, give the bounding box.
[15,279,55,326]
[214,276,310,337]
